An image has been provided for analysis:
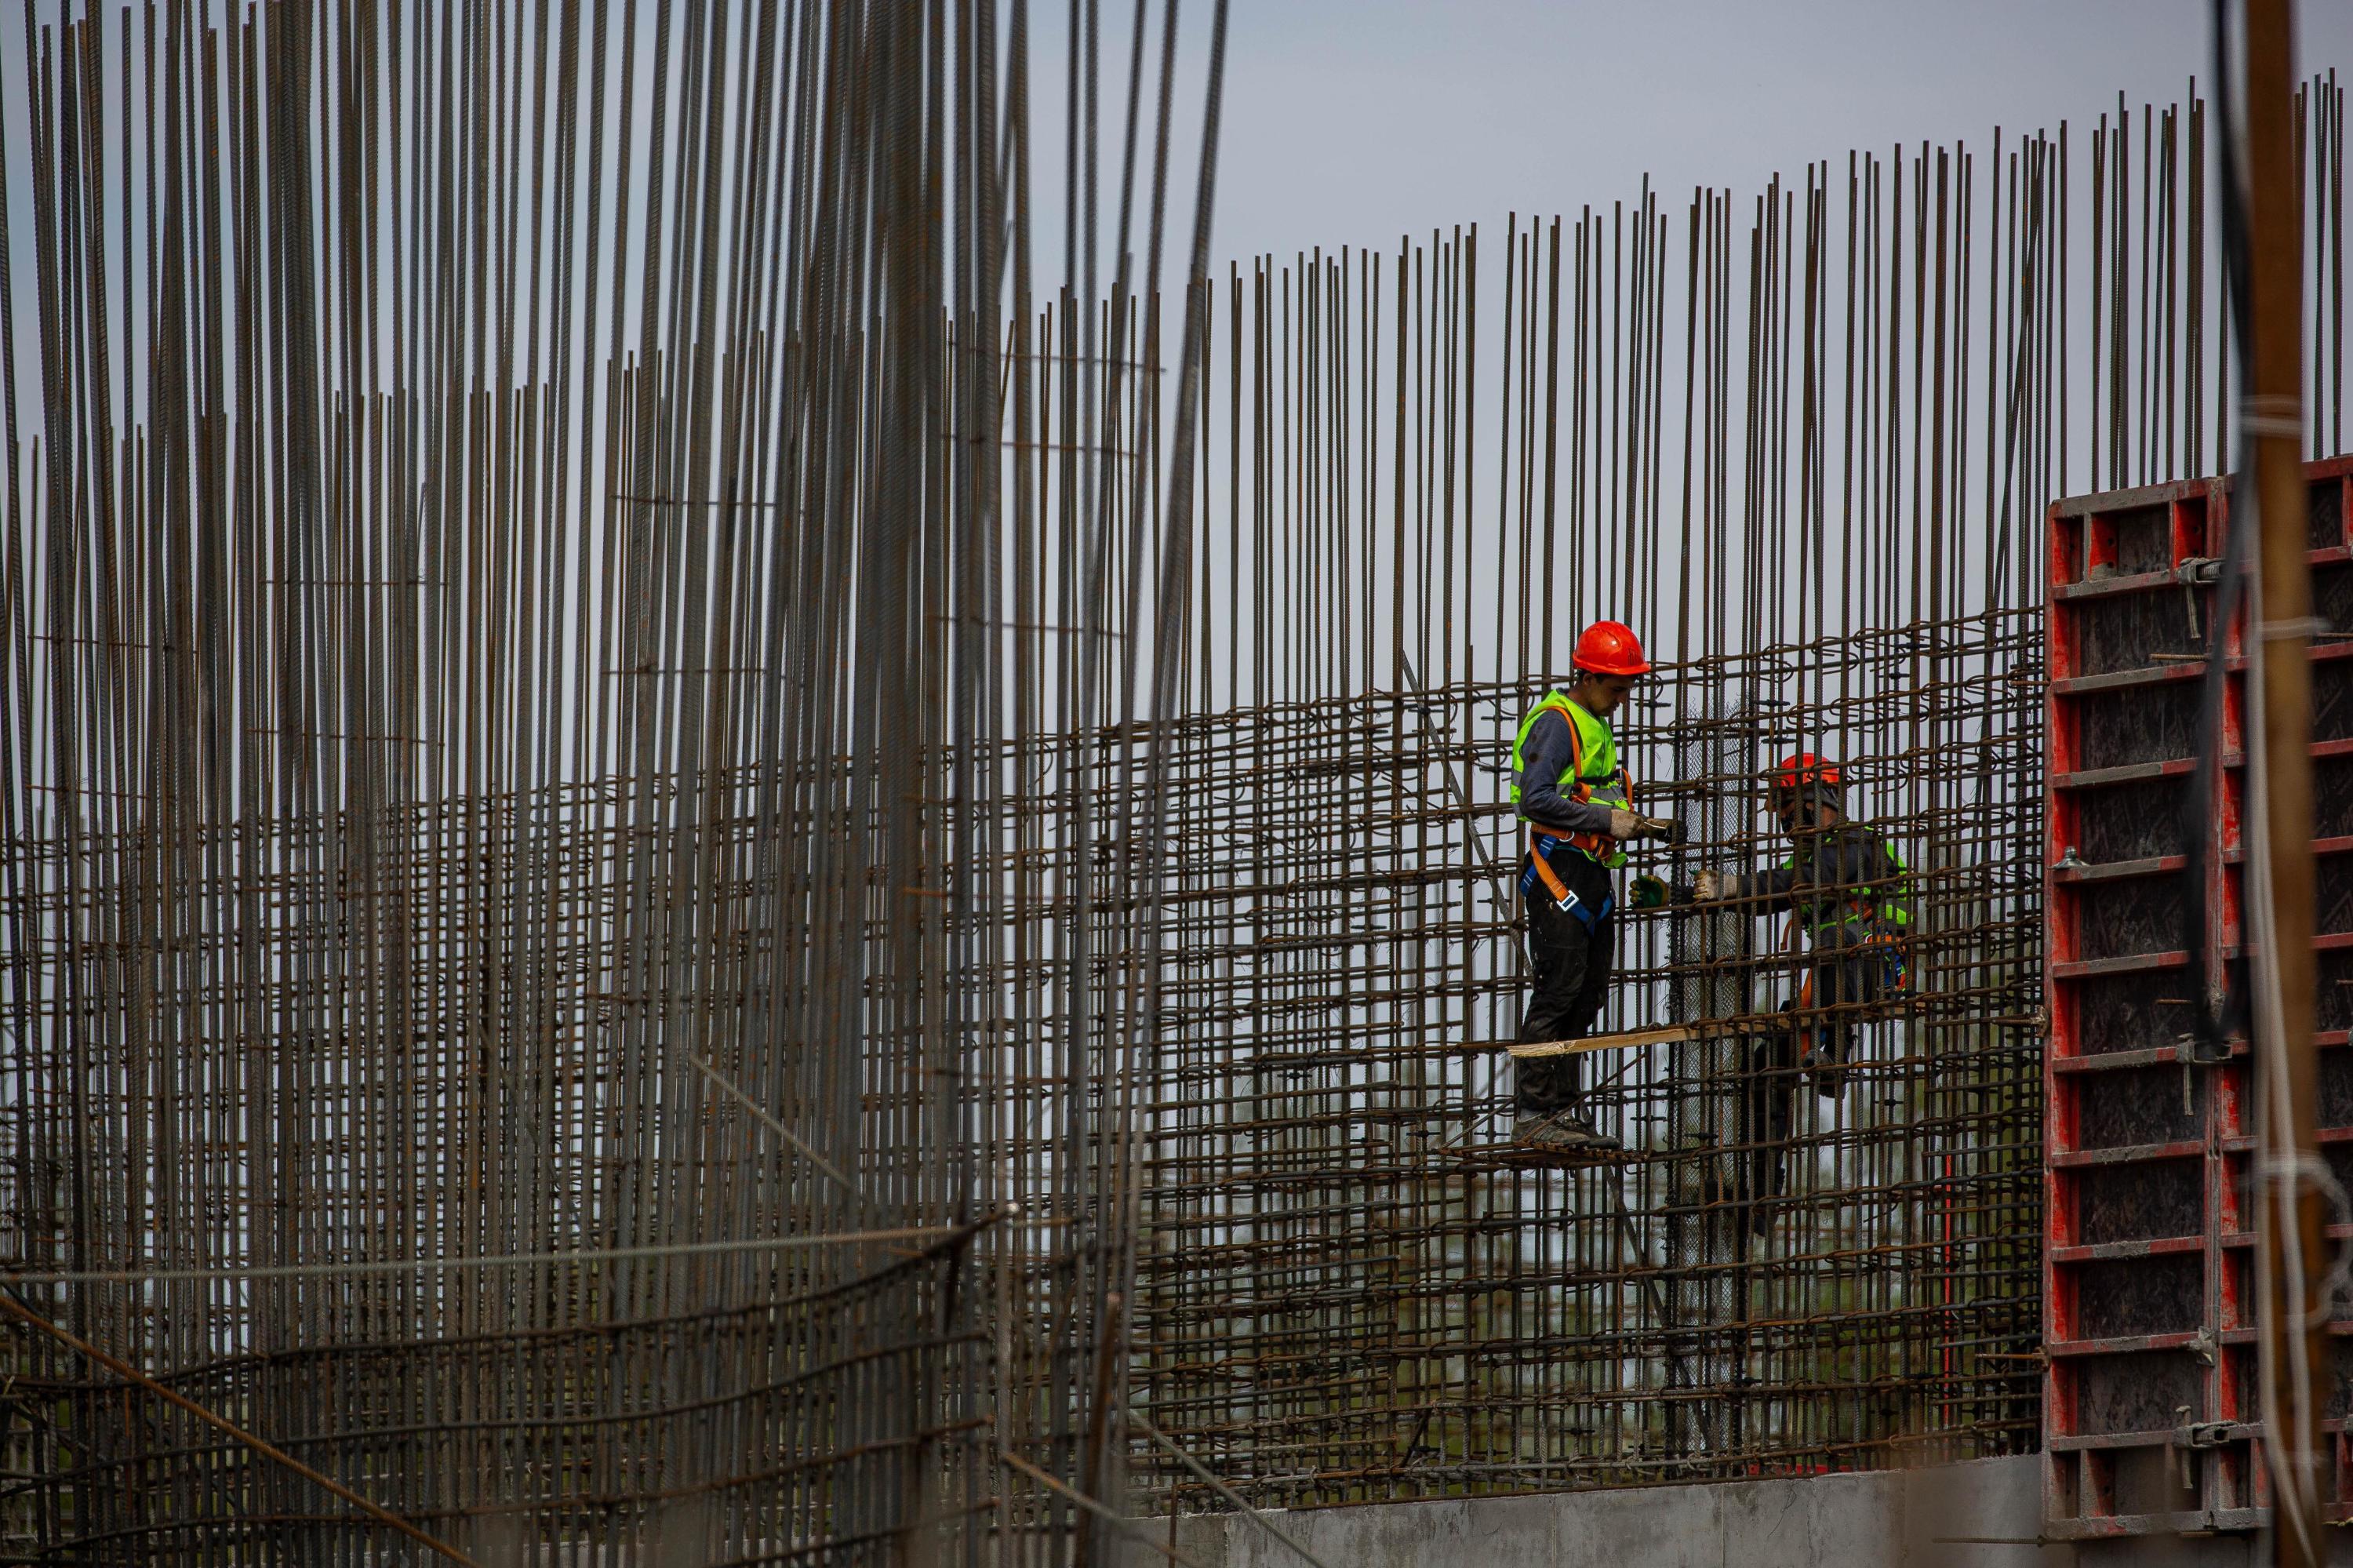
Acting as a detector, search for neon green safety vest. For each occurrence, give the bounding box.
[1508,691,1635,868]
[1784,836,1914,935]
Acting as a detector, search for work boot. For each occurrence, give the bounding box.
[1508,1109,1624,1165]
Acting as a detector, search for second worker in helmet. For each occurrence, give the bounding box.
[1693,751,1912,1228]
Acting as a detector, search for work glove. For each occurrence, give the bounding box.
[1609,809,1686,845]
[1630,874,1671,909]
[1693,868,1732,901]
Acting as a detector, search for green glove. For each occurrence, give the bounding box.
[1630,874,1670,910]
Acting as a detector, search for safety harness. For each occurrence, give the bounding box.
[1511,693,1635,926]
[1521,829,1617,928]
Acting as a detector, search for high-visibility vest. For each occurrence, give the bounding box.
[1783,834,1913,935]
[1509,692,1634,868]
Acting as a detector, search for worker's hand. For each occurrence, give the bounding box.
[1630,874,1671,909]
[1693,868,1729,901]
[1610,809,1685,844]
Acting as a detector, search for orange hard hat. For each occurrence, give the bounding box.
[1571,620,1651,677]
[1768,752,1844,796]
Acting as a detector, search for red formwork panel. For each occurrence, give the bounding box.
[2045,453,2353,1540]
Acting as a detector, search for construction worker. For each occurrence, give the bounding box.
[1506,620,1682,1162]
[1693,752,1911,1226]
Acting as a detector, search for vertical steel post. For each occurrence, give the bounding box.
[2243,3,2329,1564]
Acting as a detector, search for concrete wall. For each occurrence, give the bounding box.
[1132,1456,2332,1568]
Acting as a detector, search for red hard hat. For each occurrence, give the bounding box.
[1571,620,1651,676]
[1768,752,1844,795]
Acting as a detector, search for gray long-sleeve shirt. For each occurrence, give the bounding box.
[1515,707,1619,837]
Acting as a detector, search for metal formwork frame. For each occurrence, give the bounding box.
[2044,453,2353,1539]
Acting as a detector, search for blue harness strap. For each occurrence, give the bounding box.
[1520,834,1613,928]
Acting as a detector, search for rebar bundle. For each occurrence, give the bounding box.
[2,5,2351,1562]
[0,0,1231,1561]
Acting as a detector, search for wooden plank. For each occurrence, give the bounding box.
[1500,1015,1778,1060]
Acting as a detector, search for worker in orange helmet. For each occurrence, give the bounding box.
[1502,620,1684,1163]
[1693,751,1911,1226]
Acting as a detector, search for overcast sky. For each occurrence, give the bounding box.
[1028,0,2353,277]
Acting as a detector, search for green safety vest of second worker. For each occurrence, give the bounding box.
[1782,835,1915,937]
[1508,691,1635,868]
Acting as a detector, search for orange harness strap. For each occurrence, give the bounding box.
[1548,711,1630,864]
[1529,828,1577,905]
[1522,706,1635,897]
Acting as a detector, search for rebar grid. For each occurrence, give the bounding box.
[1124,628,2045,1504]
[0,0,1235,1561]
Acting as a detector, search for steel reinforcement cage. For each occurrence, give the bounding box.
[0,617,2052,1544]
[1124,619,2048,1509]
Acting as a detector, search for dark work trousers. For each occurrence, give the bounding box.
[1513,846,1616,1117]
[1801,919,1893,1068]
[1741,919,1898,1228]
